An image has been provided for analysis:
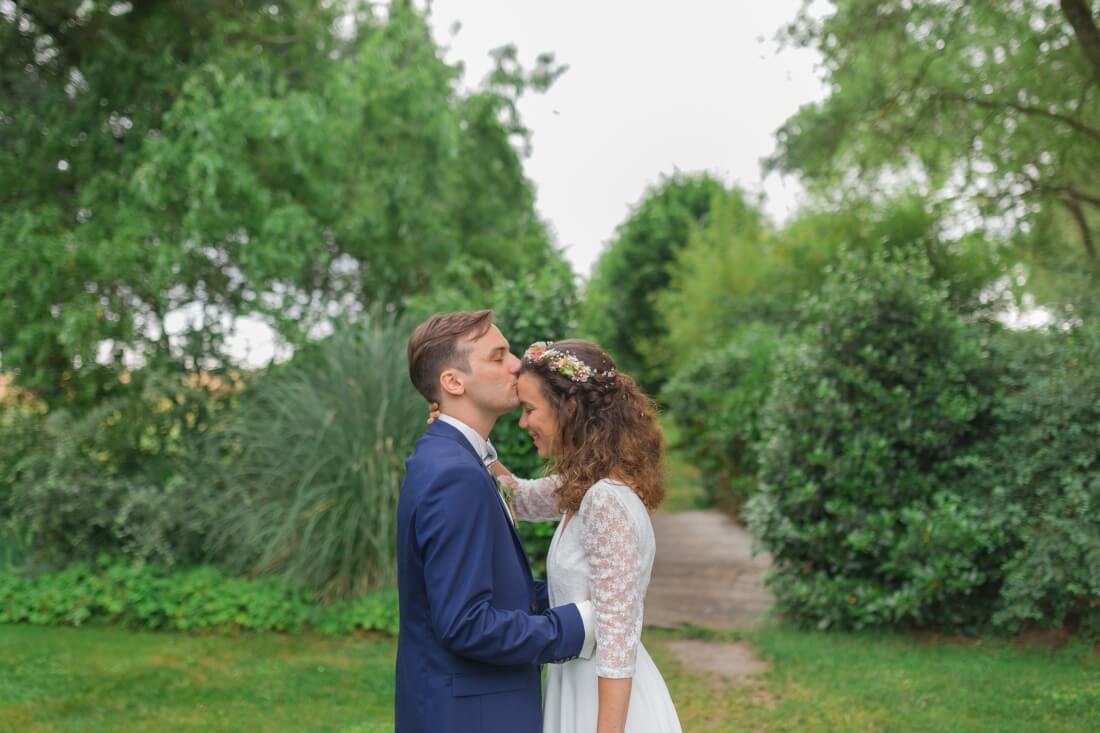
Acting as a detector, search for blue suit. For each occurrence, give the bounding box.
[395,420,585,733]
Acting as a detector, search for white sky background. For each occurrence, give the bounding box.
[424,0,829,278]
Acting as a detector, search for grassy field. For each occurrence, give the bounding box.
[2,624,1096,732]
[0,626,395,733]
[652,626,1099,732]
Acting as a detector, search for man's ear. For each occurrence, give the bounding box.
[439,368,465,398]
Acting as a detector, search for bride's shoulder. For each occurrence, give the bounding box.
[580,478,641,512]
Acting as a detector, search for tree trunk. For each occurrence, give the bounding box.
[1062,195,1100,268]
[1061,0,1100,87]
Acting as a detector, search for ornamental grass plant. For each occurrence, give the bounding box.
[206,312,423,600]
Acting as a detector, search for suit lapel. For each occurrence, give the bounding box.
[424,422,535,579]
[425,420,484,464]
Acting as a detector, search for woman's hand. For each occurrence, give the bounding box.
[426,401,441,424]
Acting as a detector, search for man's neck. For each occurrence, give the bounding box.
[438,403,495,440]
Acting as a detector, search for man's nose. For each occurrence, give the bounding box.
[507,354,522,373]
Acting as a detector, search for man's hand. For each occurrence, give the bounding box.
[489,462,514,480]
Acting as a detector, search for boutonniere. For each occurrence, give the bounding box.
[495,474,518,520]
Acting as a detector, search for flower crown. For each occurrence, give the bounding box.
[522,341,617,383]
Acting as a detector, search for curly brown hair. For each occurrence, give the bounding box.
[520,339,665,514]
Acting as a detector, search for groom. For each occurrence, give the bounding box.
[395,309,594,733]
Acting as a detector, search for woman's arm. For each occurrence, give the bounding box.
[492,465,563,522]
[597,677,632,733]
[582,484,644,732]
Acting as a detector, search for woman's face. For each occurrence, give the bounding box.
[517,372,560,458]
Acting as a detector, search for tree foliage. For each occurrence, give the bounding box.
[768,0,1100,289]
[657,189,1000,379]
[661,322,780,509]
[651,189,770,375]
[657,189,1003,516]
[1,1,560,408]
[578,172,727,393]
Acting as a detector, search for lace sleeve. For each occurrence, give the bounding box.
[581,483,643,678]
[510,475,563,522]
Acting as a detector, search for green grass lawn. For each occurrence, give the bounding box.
[0,626,396,733]
[2,624,1096,732]
[652,626,1100,732]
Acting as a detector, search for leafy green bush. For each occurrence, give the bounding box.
[3,372,238,569]
[988,325,1100,636]
[0,556,397,636]
[661,322,780,509]
[206,311,422,600]
[746,251,1009,631]
[0,401,44,569]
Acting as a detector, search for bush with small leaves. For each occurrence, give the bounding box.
[746,251,1008,632]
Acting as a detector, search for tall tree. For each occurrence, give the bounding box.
[578,173,727,393]
[656,191,999,377]
[0,1,561,407]
[652,188,770,374]
[767,0,1100,288]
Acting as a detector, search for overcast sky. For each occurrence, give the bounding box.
[425,1,828,278]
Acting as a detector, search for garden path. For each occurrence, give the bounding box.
[645,509,775,685]
[645,509,773,631]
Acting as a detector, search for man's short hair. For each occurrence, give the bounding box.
[407,309,495,402]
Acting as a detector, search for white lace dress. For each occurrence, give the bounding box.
[513,476,682,733]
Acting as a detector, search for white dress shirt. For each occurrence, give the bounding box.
[435,412,596,660]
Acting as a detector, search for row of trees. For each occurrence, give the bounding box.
[2,0,1098,638]
[585,0,1100,395]
[582,0,1100,635]
[0,2,575,600]
[2,0,562,409]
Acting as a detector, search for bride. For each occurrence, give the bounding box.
[499,339,682,733]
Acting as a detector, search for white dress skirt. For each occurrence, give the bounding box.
[513,477,683,733]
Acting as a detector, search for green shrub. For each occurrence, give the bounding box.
[206,311,422,600]
[989,325,1100,636]
[661,322,779,509]
[3,372,237,569]
[745,251,1008,632]
[0,402,44,569]
[0,557,398,636]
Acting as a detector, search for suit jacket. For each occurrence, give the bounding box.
[395,420,585,733]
